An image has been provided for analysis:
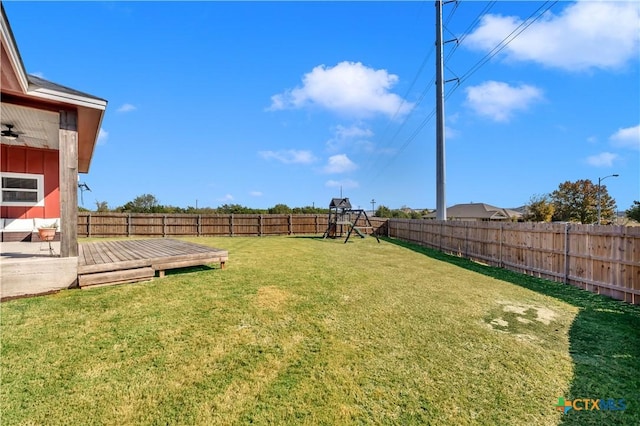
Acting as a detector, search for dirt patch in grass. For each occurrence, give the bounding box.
[254,286,291,311]
[484,301,561,342]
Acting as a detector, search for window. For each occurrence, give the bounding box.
[1,173,44,206]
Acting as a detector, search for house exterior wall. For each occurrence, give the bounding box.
[1,144,59,219]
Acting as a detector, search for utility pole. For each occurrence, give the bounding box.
[371,199,376,215]
[435,0,446,220]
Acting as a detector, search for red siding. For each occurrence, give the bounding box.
[1,145,59,219]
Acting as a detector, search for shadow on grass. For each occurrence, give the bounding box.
[383,237,640,425]
[163,264,217,277]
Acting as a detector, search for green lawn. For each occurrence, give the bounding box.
[1,236,638,425]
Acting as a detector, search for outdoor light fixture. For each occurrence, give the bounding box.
[597,174,619,225]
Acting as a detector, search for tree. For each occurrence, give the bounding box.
[523,194,555,222]
[375,205,393,218]
[216,204,256,214]
[268,204,292,214]
[550,179,615,224]
[118,194,160,213]
[626,201,640,222]
[95,201,109,212]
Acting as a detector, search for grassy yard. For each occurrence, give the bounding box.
[1,236,638,425]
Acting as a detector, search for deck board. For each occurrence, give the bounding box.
[78,239,228,288]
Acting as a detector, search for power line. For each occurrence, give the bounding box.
[445,0,497,62]
[454,1,558,89]
[365,0,559,187]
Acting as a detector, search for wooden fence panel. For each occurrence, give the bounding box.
[77,213,354,239]
[130,214,163,237]
[384,219,639,305]
[290,215,326,234]
[200,215,232,236]
[230,215,258,236]
[465,222,501,267]
[261,215,290,235]
[165,215,199,236]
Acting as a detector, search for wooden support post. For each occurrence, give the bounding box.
[230,214,234,236]
[59,110,78,258]
[259,214,263,236]
[127,214,132,237]
[87,213,92,238]
[197,214,201,236]
[288,214,292,235]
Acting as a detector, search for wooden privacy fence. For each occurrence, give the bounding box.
[387,219,640,305]
[77,213,386,238]
[77,213,638,304]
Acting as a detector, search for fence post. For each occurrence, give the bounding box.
[315,214,319,234]
[197,214,201,237]
[127,214,131,237]
[499,223,503,268]
[564,223,571,284]
[465,222,469,258]
[87,213,92,238]
[259,214,263,236]
[230,214,234,237]
[163,215,167,238]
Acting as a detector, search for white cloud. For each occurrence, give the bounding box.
[465,81,543,122]
[218,194,234,202]
[325,179,359,189]
[586,152,618,167]
[609,124,640,150]
[97,128,108,145]
[445,126,459,139]
[465,1,640,71]
[323,154,358,174]
[268,61,413,118]
[326,124,374,152]
[259,149,317,164]
[117,103,137,113]
[250,191,263,197]
[31,71,45,78]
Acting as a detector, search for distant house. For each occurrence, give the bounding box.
[424,203,523,222]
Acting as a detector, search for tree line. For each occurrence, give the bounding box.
[525,179,639,224]
[81,180,640,224]
[82,194,329,215]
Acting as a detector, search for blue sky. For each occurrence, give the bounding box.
[5,1,639,211]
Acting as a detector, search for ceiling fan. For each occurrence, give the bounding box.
[1,124,22,140]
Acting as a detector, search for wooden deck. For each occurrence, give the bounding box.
[78,239,228,288]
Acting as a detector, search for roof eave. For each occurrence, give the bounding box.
[0,3,29,92]
[27,87,107,111]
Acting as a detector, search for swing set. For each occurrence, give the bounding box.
[322,198,380,243]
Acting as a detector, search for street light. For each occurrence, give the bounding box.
[597,174,619,225]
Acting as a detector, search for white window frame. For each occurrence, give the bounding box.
[1,172,45,207]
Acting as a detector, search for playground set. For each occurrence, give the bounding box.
[323,198,380,244]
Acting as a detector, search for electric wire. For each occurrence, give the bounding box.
[452,1,558,92]
[366,0,558,186]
